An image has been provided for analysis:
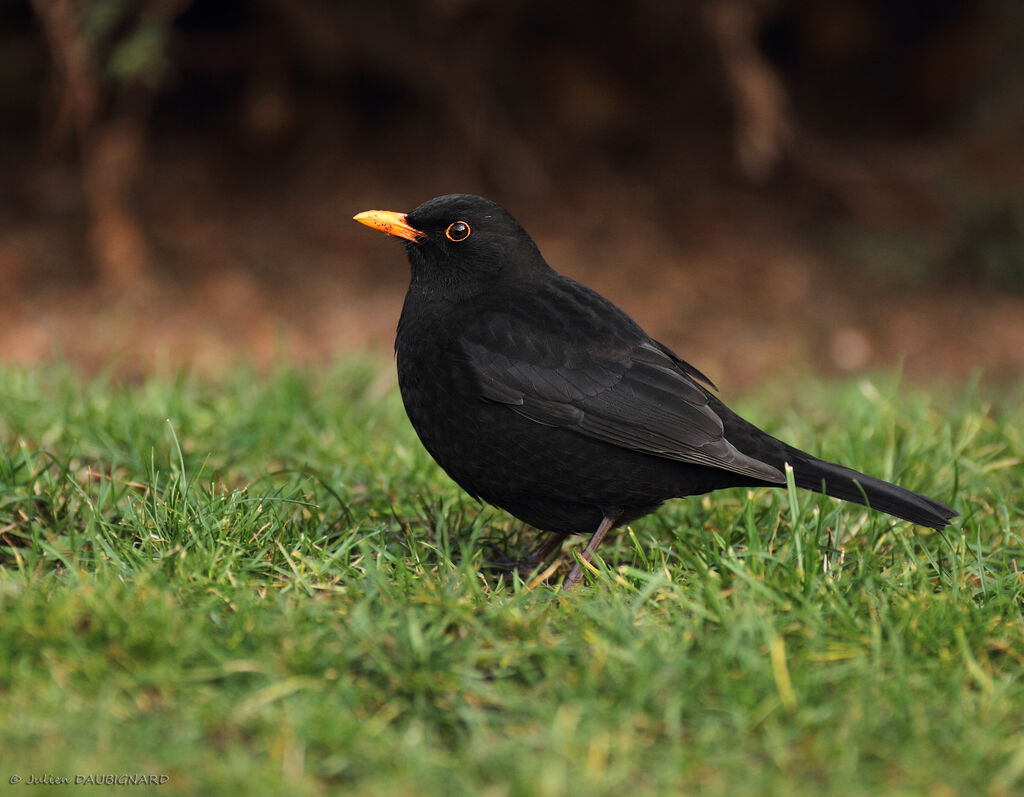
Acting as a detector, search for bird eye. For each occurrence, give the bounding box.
[445,221,471,242]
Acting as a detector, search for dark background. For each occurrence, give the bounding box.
[3,0,1023,385]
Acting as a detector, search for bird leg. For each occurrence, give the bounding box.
[483,531,567,579]
[518,532,567,578]
[562,513,620,590]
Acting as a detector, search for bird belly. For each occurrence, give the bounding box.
[397,358,749,535]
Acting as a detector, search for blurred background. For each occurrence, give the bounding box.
[2,0,1023,386]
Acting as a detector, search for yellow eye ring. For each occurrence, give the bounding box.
[445,221,471,242]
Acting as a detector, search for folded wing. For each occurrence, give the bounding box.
[463,335,785,484]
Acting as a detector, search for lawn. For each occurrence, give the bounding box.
[0,361,1021,796]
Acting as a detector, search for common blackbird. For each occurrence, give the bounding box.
[355,194,957,588]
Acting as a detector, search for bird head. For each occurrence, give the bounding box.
[354,194,549,296]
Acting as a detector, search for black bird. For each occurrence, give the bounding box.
[354,194,957,588]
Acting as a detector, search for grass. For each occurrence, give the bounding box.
[0,359,1021,796]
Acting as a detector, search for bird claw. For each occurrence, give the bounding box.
[482,536,566,581]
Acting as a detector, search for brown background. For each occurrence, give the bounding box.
[3,0,1023,388]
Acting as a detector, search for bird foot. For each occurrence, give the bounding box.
[482,545,542,579]
[483,535,567,582]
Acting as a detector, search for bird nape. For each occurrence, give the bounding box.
[354,194,958,590]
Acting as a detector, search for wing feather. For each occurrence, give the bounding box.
[463,335,784,484]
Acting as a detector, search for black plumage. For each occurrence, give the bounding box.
[354,194,957,588]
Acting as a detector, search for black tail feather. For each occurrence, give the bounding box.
[789,453,957,530]
[711,397,958,530]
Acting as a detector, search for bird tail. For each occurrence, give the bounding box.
[710,396,958,530]
[786,450,958,530]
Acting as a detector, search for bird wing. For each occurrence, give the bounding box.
[461,332,786,484]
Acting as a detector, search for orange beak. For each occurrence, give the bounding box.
[353,210,425,243]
